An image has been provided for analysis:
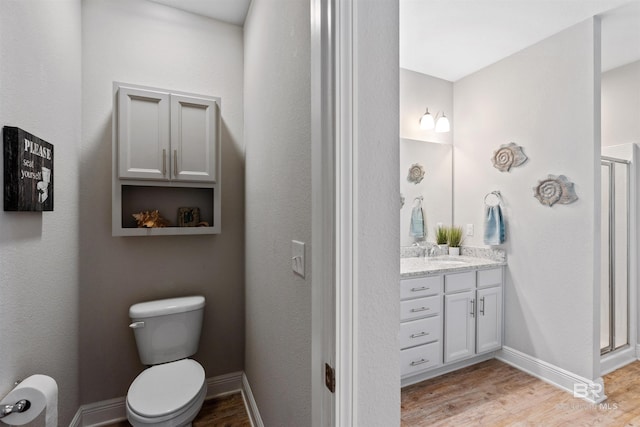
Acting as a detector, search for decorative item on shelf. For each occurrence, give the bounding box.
[533,174,578,207]
[178,207,200,227]
[447,225,464,256]
[132,210,170,228]
[3,126,54,211]
[491,142,528,172]
[407,163,426,184]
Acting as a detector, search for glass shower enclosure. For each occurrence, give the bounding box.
[600,157,630,355]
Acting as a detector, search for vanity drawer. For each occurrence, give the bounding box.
[477,267,502,288]
[400,316,441,349]
[401,341,441,376]
[400,295,441,321]
[401,275,442,300]
[445,271,475,293]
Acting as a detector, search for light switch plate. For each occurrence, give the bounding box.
[466,224,474,236]
[292,240,305,278]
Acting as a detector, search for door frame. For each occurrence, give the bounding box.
[311,0,356,424]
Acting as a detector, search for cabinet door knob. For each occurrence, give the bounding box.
[410,307,430,313]
[470,299,475,317]
[480,297,485,316]
[410,358,429,367]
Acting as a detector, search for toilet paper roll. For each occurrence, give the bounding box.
[0,375,58,427]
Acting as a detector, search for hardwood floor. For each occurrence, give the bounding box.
[401,358,640,426]
[104,392,251,427]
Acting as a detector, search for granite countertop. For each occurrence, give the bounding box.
[401,255,506,278]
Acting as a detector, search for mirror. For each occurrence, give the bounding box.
[399,138,452,247]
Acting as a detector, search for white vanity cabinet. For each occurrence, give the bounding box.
[443,268,503,363]
[400,265,503,383]
[117,86,220,183]
[399,275,443,376]
[112,83,222,236]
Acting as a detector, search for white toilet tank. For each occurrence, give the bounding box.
[129,295,205,365]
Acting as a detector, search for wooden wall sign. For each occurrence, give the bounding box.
[3,126,54,211]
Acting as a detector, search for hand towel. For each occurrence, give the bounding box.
[410,205,425,240]
[484,205,505,245]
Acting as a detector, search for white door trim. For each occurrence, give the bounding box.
[311,0,357,425]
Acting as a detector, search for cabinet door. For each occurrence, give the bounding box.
[476,286,502,353]
[444,290,475,363]
[171,94,219,182]
[118,87,170,180]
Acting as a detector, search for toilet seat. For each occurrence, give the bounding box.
[127,359,206,421]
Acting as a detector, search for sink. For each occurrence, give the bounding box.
[427,256,468,265]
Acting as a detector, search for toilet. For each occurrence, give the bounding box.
[126,296,207,427]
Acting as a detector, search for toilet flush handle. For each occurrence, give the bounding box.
[129,321,145,329]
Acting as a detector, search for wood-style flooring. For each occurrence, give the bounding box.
[104,392,250,427]
[402,358,640,426]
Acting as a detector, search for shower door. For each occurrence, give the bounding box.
[600,158,630,355]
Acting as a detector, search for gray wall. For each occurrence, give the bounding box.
[0,0,82,424]
[80,0,245,403]
[602,60,640,147]
[454,19,601,379]
[243,0,312,424]
[355,1,401,424]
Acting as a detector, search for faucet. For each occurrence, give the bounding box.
[412,242,426,258]
[427,246,439,257]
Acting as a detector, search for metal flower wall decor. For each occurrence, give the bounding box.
[492,142,528,172]
[407,163,426,184]
[533,174,578,207]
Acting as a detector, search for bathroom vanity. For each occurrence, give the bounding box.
[400,253,505,387]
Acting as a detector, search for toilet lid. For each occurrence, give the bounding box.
[127,359,205,418]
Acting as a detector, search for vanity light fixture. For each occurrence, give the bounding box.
[419,108,435,130]
[419,108,450,133]
[435,112,450,133]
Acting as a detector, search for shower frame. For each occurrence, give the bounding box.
[600,156,631,356]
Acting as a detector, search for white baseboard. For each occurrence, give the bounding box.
[601,346,637,375]
[497,346,607,404]
[71,371,258,427]
[69,396,126,427]
[242,373,264,427]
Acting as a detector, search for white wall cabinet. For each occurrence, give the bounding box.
[118,86,219,183]
[113,83,222,236]
[401,266,503,383]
